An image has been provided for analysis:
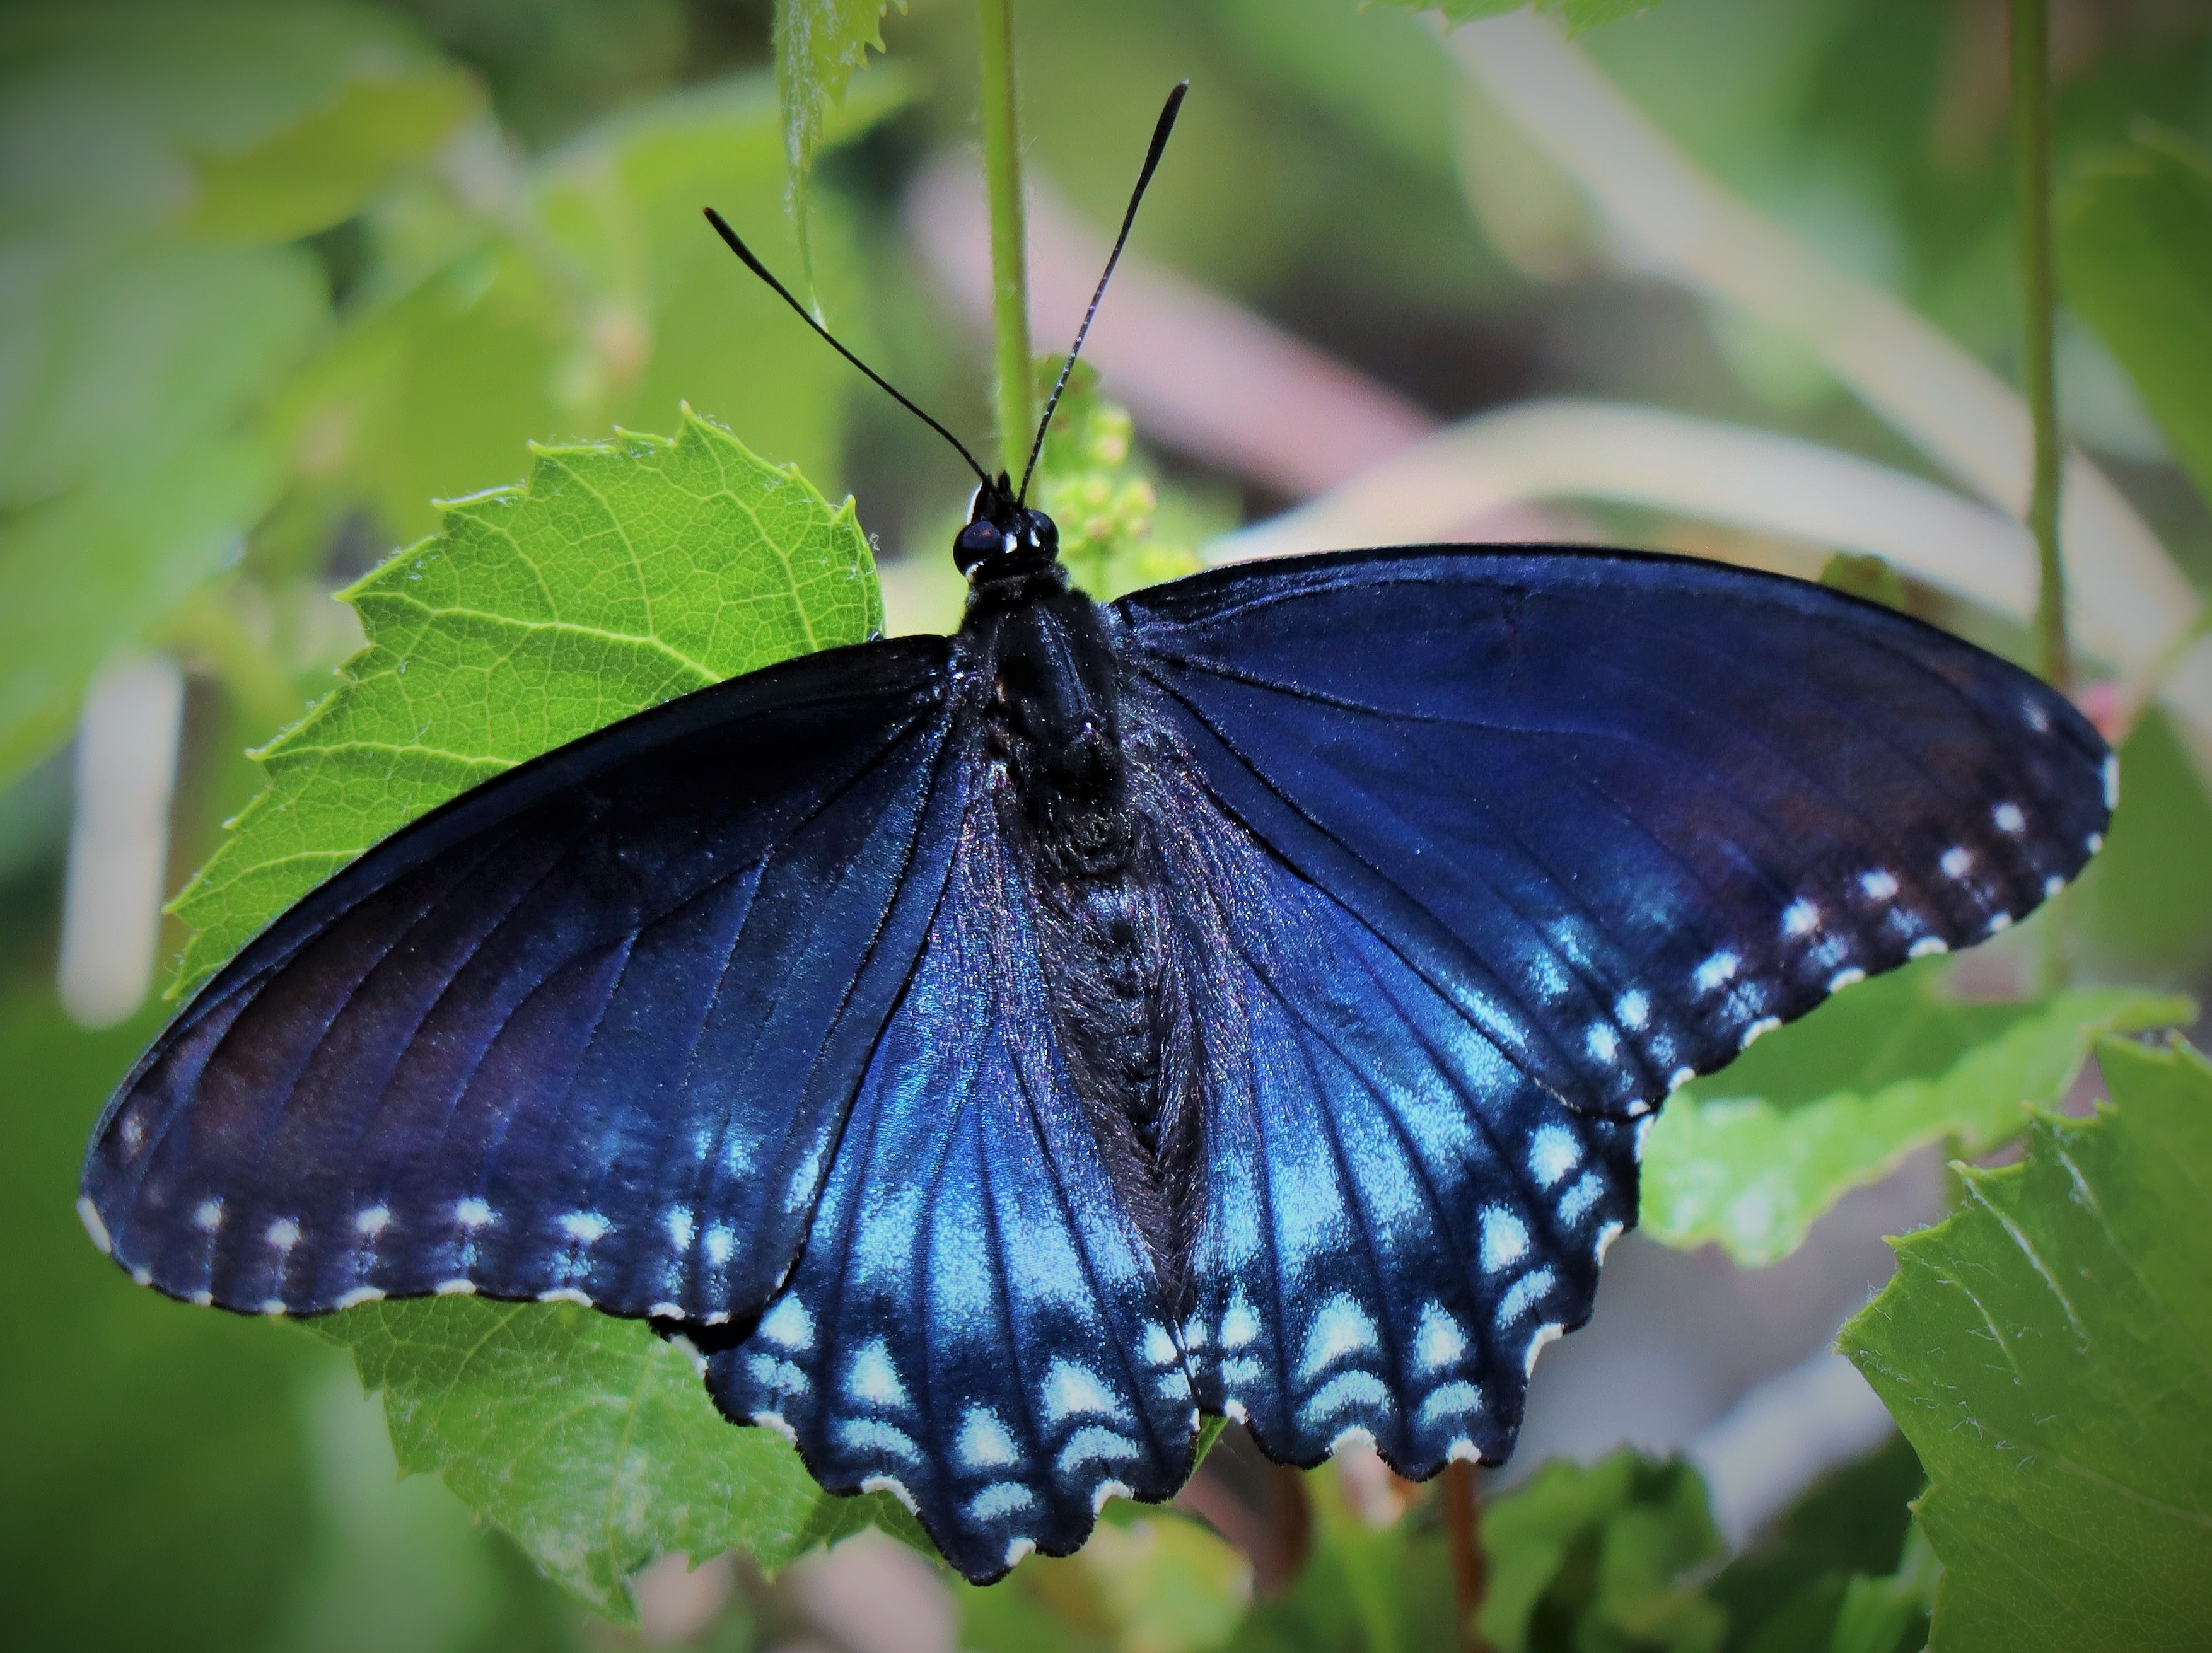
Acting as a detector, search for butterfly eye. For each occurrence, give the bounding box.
[1025,510,1059,553]
[955,518,1006,574]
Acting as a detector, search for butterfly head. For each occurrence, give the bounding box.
[957,475,1061,583]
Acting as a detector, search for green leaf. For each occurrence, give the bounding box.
[1367,0,1669,34]
[1839,1035,2212,1650]
[1709,1433,1927,1653]
[311,1299,881,1622]
[2061,129,2212,503]
[774,0,903,238]
[1639,961,2189,1265]
[0,437,282,787]
[172,408,880,992]
[1480,1452,1725,1653]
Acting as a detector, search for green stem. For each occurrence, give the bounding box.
[2013,0,2069,693]
[978,0,1033,482]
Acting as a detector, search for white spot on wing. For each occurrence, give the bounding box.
[436,1278,476,1295]
[1987,912,2014,934]
[1219,1297,1260,1350]
[559,1210,609,1244]
[1043,1360,1122,1425]
[1300,1297,1379,1381]
[760,1297,813,1350]
[335,1286,385,1308]
[1827,966,1866,993]
[860,1473,919,1511]
[2104,755,2121,809]
[354,1205,390,1236]
[1994,801,2026,833]
[1524,1323,1563,1378]
[1694,951,1738,994]
[664,1206,694,1250]
[1141,1322,1179,1367]
[842,1420,923,1463]
[968,1483,1034,1522]
[1615,990,1650,1030]
[704,1225,734,1267]
[193,1199,224,1232]
[1782,899,1820,937]
[2044,874,2065,898]
[1092,1478,1134,1512]
[455,1198,493,1229]
[1595,1221,1624,1264]
[959,1407,1020,1470]
[538,1287,593,1306]
[1300,1371,1390,1427]
[1481,1208,1530,1272]
[1908,936,1949,959]
[1860,869,1899,902]
[265,1217,300,1248]
[1004,1537,1036,1569]
[1416,1303,1466,1373]
[1495,1268,1556,1326]
[1740,1016,1782,1050]
[1528,1125,1581,1189]
[1585,1023,1619,1063]
[752,1410,797,1443]
[1419,1381,1484,1427]
[847,1340,910,1410]
[1558,1172,1605,1227]
[77,1197,112,1255]
[1056,1425,1141,1475]
[1940,846,1973,880]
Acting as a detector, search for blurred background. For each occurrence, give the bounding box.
[6,1,2212,1649]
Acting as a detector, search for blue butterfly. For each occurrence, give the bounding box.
[78,88,2112,1583]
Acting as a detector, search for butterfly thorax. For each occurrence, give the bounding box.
[962,568,1199,1292]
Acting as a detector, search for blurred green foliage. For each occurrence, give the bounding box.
[1641,963,2187,1265]
[5,0,2212,1648]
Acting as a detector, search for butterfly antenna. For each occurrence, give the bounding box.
[702,207,992,488]
[1015,81,1188,507]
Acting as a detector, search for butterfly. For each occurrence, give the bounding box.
[78,85,2112,1584]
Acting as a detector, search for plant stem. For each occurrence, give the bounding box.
[977,0,1033,481]
[2012,0,2069,692]
[1442,1461,1493,1653]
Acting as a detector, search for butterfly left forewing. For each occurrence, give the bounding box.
[83,639,960,1325]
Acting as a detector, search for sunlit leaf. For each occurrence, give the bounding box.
[1639,961,2189,1265]
[313,1299,882,1621]
[1840,1035,2212,1650]
[172,409,880,990]
[2061,129,2212,502]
